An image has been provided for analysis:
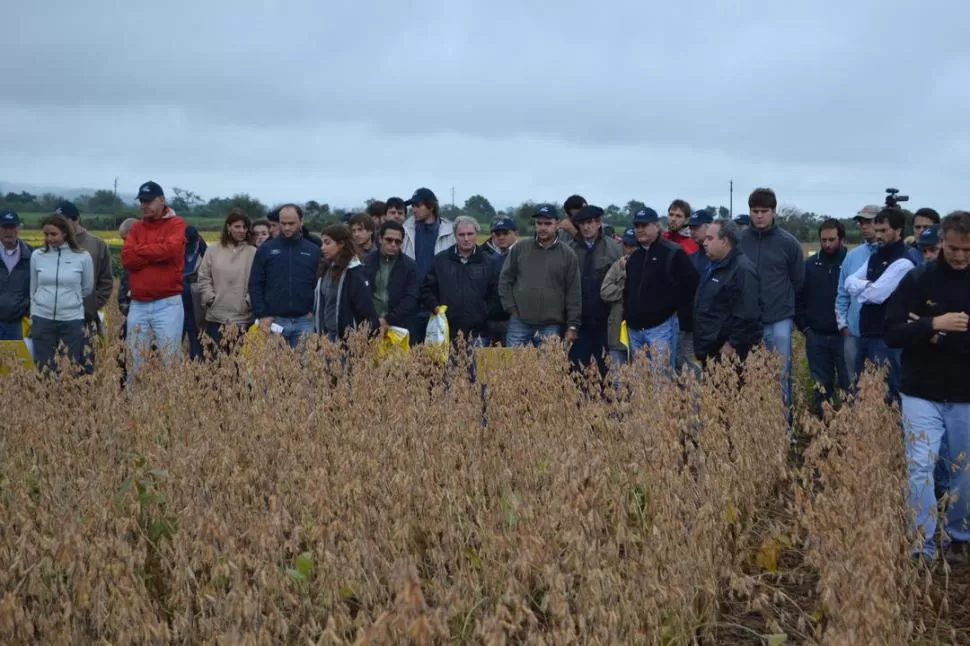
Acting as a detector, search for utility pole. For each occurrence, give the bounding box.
[451,186,456,207]
[729,179,734,218]
[113,176,119,198]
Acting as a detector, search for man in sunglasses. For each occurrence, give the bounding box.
[365,220,419,338]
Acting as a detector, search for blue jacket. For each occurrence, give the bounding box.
[0,240,32,322]
[795,247,846,335]
[248,234,321,318]
[835,241,877,336]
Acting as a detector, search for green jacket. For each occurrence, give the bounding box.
[498,237,582,329]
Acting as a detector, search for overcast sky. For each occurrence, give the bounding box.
[2,0,967,216]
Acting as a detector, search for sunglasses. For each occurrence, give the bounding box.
[382,237,403,245]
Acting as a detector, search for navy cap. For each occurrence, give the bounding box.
[533,204,561,220]
[917,224,941,248]
[55,201,81,219]
[405,187,437,206]
[573,205,605,223]
[137,181,164,201]
[267,208,280,222]
[621,227,637,245]
[632,207,659,224]
[733,213,751,226]
[689,210,714,226]
[491,217,517,232]
[0,209,20,226]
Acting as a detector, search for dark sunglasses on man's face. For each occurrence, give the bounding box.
[382,237,403,245]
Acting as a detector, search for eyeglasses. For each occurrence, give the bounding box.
[382,238,403,246]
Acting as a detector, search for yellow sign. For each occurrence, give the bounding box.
[0,340,34,374]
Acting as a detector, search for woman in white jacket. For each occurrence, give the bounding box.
[30,214,94,373]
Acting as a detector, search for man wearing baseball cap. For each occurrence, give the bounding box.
[122,181,186,375]
[402,187,455,344]
[600,228,639,366]
[0,209,32,340]
[733,213,750,231]
[569,204,622,374]
[56,201,113,362]
[836,204,881,387]
[499,204,581,347]
[917,225,942,263]
[480,217,518,262]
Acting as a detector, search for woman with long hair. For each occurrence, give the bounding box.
[29,213,94,373]
[313,224,379,342]
[197,209,257,354]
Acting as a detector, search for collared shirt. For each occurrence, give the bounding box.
[1,242,21,274]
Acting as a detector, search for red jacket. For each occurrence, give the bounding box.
[121,209,186,301]
[663,230,699,255]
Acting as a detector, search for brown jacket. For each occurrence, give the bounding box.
[599,256,627,351]
[74,229,114,323]
[197,243,257,325]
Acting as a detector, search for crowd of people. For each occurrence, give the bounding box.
[0,180,968,565]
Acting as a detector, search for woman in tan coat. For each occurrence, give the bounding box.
[198,209,257,354]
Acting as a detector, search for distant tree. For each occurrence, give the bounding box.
[304,200,322,219]
[440,204,462,222]
[624,200,647,219]
[225,194,267,220]
[38,193,62,211]
[463,194,496,223]
[87,189,125,215]
[718,205,730,219]
[604,204,624,224]
[170,187,203,214]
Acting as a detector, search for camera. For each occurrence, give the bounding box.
[885,188,909,210]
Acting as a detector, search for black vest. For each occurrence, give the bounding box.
[859,241,908,338]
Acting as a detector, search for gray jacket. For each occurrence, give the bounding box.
[498,237,582,329]
[739,224,805,324]
[74,229,114,322]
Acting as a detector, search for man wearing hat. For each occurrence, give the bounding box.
[402,187,455,344]
[0,209,32,340]
[480,217,518,262]
[733,213,751,231]
[556,194,587,243]
[122,181,187,374]
[499,204,581,347]
[689,210,714,275]
[917,225,942,263]
[623,207,699,372]
[678,209,715,373]
[57,201,113,359]
[836,204,881,387]
[600,228,639,366]
[569,204,622,374]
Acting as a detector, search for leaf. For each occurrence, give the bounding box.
[463,547,482,571]
[133,454,147,468]
[755,536,785,573]
[765,633,788,645]
[723,503,739,524]
[285,568,306,583]
[148,516,178,543]
[295,552,314,577]
[339,585,355,599]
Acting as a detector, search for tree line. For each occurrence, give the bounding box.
[1,187,877,243]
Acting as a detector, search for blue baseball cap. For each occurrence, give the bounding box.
[573,205,605,223]
[491,217,517,232]
[689,210,714,226]
[621,227,637,245]
[734,213,751,226]
[917,225,941,248]
[533,204,561,220]
[405,187,437,206]
[0,209,20,226]
[55,201,81,220]
[633,207,659,225]
[137,181,164,201]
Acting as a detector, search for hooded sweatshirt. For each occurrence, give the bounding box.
[121,208,186,301]
[29,243,94,321]
[197,242,258,325]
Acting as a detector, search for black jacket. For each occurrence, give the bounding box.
[571,234,623,329]
[364,249,419,328]
[623,238,699,330]
[886,257,970,403]
[692,248,763,361]
[313,259,380,339]
[795,247,846,335]
[421,246,501,339]
[739,224,805,324]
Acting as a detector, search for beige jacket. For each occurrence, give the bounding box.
[599,256,627,352]
[197,243,257,325]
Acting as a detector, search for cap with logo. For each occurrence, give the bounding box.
[917,224,941,248]
[491,217,517,232]
[689,209,714,226]
[621,227,637,245]
[854,204,881,221]
[632,207,659,225]
[573,205,605,223]
[533,204,562,220]
[0,209,21,227]
[404,187,437,206]
[137,181,165,201]
[55,201,81,220]
[733,213,751,226]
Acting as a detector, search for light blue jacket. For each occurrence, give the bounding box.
[835,241,877,337]
[29,244,94,321]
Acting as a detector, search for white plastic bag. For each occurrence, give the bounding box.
[425,306,450,362]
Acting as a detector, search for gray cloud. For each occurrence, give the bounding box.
[2,0,968,215]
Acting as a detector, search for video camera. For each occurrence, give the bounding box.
[884,188,909,210]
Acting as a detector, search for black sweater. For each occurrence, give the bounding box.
[623,238,699,330]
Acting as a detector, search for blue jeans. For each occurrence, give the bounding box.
[127,295,184,374]
[273,315,314,350]
[204,321,249,356]
[505,317,561,348]
[903,395,970,558]
[763,319,794,412]
[628,314,679,373]
[805,329,850,415]
[843,333,860,387]
[569,323,609,375]
[0,319,23,340]
[31,316,85,374]
[855,336,901,404]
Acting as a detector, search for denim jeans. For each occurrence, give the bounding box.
[855,336,901,404]
[628,314,679,373]
[843,333,860,388]
[763,318,794,412]
[505,317,561,348]
[902,395,970,558]
[127,295,184,375]
[0,319,23,340]
[204,321,249,356]
[805,329,850,415]
[31,316,85,374]
[273,315,314,350]
[569,323,609,375]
